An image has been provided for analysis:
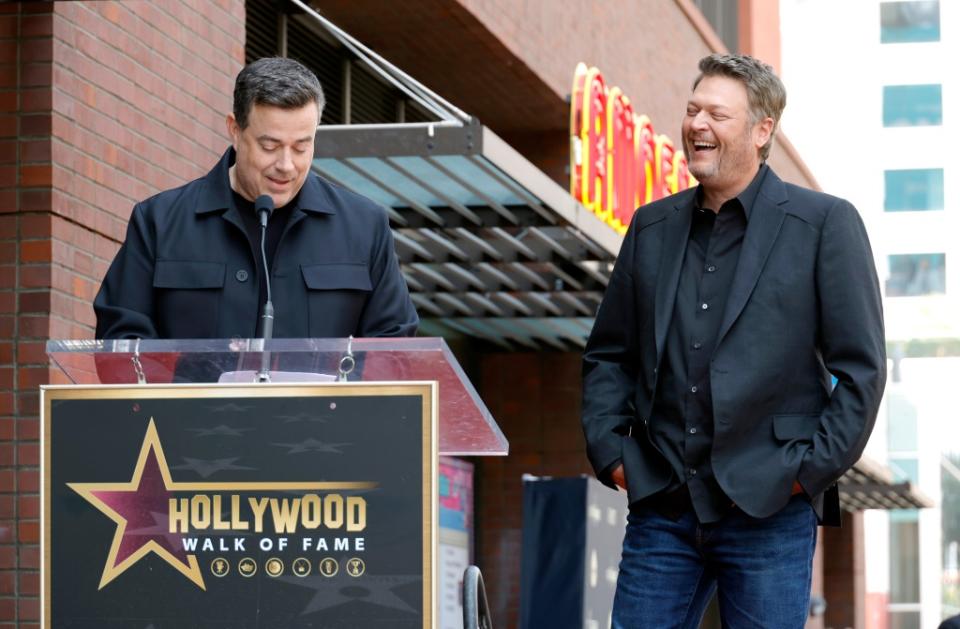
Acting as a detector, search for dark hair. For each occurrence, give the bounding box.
[232,57,325,129]
[693,54,786,161]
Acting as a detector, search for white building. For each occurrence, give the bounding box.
[780,1,958,627]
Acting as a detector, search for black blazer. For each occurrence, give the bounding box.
[581,168,886,524]
[940,615,960,629]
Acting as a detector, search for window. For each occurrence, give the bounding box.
[889,608,921,629]
[244,0,435,126]
[692,0,739,55]
[881,1,940,43]
[885,168,944,211]
[883,85,942,126]
[889,458,919,484]
[887,391,919,452]
[889,508,921,629]
[886,253,946,296]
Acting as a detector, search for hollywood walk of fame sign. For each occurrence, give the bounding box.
[42,383,436,628]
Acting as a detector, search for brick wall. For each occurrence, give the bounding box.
[0,2,243,624]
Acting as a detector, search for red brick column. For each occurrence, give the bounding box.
[0,2,244,625]
[823,510,866,629]
[476,351,592,627]
[0,4,53,625]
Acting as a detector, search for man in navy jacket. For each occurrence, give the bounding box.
[95,57,417,340]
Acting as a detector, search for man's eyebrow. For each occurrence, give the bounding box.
[255,135,313,143]
[688,101,734,113]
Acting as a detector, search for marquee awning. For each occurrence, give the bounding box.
[313,119,619,350]
[839,456,932,511]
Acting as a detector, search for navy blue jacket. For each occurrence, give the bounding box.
[95,149,418,339]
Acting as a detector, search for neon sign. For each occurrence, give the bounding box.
[571,63,695,234]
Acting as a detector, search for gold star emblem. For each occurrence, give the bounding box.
[67,419,205,590]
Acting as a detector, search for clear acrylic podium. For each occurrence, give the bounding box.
[46,337,507,456]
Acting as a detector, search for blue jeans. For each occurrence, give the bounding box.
[612,495,817,629]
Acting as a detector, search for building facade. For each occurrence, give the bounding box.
[781,1,958,627]
[0,1,927,627]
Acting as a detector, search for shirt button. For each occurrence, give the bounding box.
[701,303,709,310]
[689,428,697,434]
[235,269,249,282]
[692,341,702,350]
[706,265,717,273]
[690,385,698,393]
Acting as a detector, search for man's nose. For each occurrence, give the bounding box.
[276,148,295,173]
[690,111,710,130]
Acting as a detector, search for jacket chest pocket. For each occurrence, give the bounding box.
[301,262,371,337]
[153,260,225,338]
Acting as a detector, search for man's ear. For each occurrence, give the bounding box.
[754,117,775,151]
[225,113,240,149]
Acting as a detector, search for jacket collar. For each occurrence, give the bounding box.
[653,167,789,360]
[714,167,788,349]
[693,163,770,221]
[653,189,694,360]
[194,148,337,216]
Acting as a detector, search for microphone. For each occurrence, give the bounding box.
[255,193,273,228]
[255,194,275,382]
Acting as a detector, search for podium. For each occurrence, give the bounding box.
[43,337,506,629]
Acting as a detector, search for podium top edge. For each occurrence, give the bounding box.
[46,337,448,354]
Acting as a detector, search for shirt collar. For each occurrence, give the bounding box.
[195,147,336,215]
[694,162,769,221]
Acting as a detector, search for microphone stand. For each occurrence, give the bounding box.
[255,195,275,383]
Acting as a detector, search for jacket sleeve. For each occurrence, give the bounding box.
[94,203,160,339]
[357,209,419,337]
[797,199,886,497]
[581,218,641,488]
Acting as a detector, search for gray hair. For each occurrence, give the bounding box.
[692,54,786,161]
[233,57,325,129]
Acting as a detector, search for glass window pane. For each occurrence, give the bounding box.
[886,253,946,296]
[889,459,919,485]
[885,168,944,211]
[887,391,919,451]
[881,1,940,43]
[890,518,920,603]
[889,611,922,629]
[883,84,943,126]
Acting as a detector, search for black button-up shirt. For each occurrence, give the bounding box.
[647,164,768,523]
